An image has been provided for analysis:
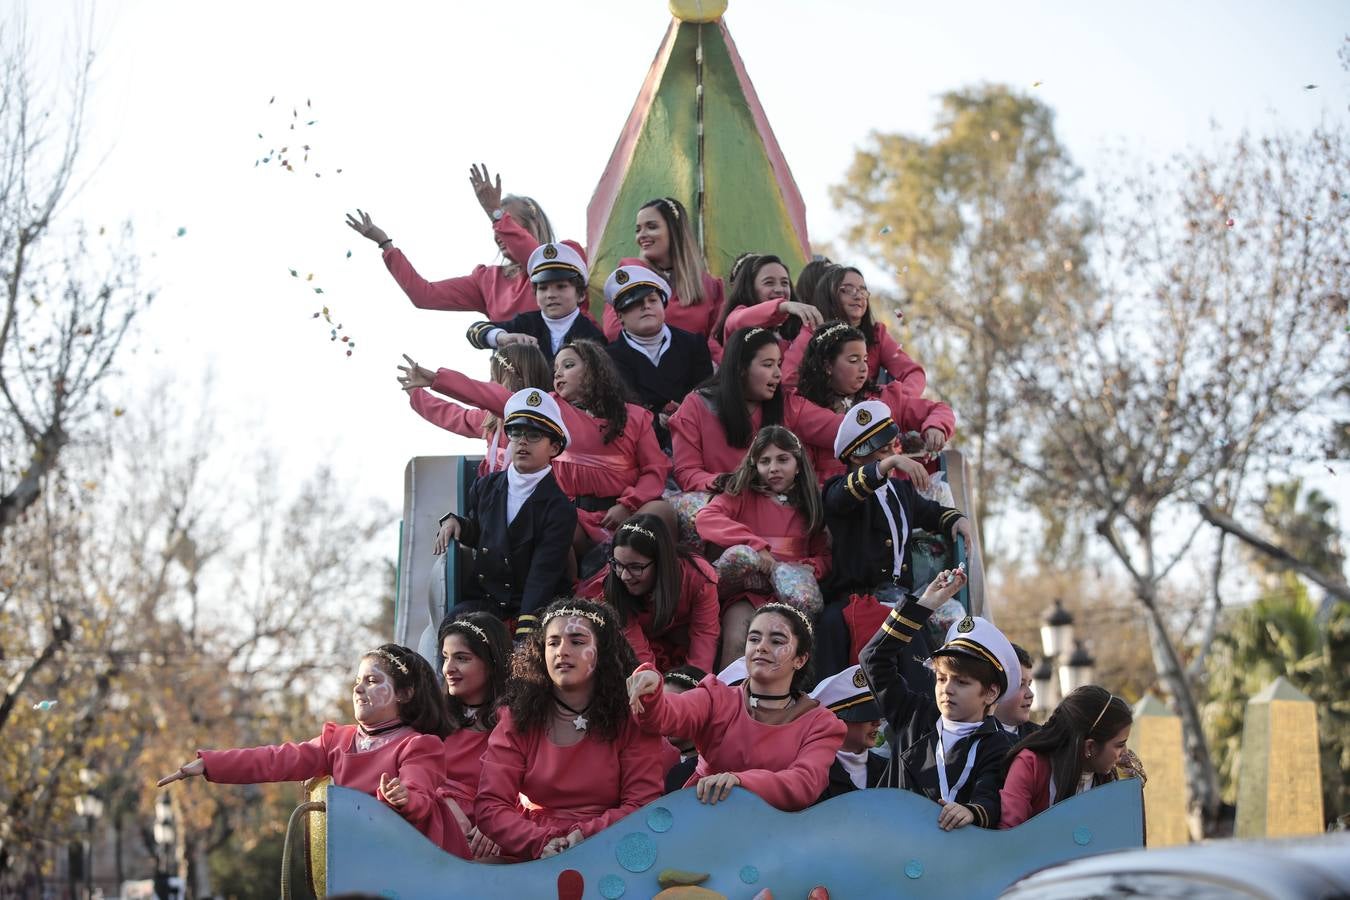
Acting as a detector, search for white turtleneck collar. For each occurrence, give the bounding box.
[506,463,551,524]
[543,307,581,354]
[938,716,983,754]
[622,325,672,365]
[837,747,870,790]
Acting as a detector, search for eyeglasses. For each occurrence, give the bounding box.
[838,285,870,299]
[505,427,549,444]
[608,557,655,577]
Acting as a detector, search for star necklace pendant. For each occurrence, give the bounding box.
[773,493,790,504]
[571,713,589,732]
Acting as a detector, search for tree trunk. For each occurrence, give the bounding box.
[1138,584,1222,837]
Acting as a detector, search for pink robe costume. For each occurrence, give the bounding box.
[602,261,726,363]
[802,382,957,483]
[428,369,670,542]
[439,726,492,816]
[474,707,664,860]
[408,390,508,476]
[382,212,588,321]
[577,555,721,672]
[782,321,926,395]
[632,665,846,812]
[695,490,830,613]
[198,722,469,858]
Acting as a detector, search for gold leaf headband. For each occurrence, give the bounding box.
[661,197,682,220]
[619,522,656,541]
[811,321,852,344]
[757,602,814,638]
[742,327,767,342]
[665,672,701,690]
[368,647,409,675]
[451,621,489,645]
[491,351,516,375]
[541,607,607,629]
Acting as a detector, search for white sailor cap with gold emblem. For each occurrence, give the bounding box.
[833,399,900,461]
[809,665,882,723]
[503,388,571,449]
[527,242,588,285]
[935,615,1021,701]
[604,265,671,311]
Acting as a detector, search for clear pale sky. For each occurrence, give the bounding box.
[23,0,1350,550]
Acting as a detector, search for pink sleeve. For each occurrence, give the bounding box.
[474,715,556,860]
[685,561,721,672]
[382,247,489,314]
[618,408,672,510]
[696,493,765,551]
[998,749,1048,829]
[703,276,726,365]
[875,326,927,397]
[726,299,788,335]
[408,389,488,439]
[382,734,458,845]
[732,712,846,812]
[880,382,955,438]
[781,328,811,389]
[429,368,512,416]
[633,663,717,741]
[572,724,664,838]
[801,527,831,581]
[198,726,334,784]
[785,394,845,452]
[602,302,622,341]
[492,213,541,276]
[624,619,656,668]
[669,397,719,492]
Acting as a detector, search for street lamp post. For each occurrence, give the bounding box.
[1033,598,1097,719]
[74,768,103,900]
[1030,654,1057,714]
[1040,598,1075,659]
[153,793,176,900]
[1060,639,1097,695]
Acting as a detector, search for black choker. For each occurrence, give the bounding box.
[357,719,404,737]
[554,696,592,732]
[748,690,792,709]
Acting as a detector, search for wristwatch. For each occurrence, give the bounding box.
[491,208,505,222]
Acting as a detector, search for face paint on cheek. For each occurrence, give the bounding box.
[564,618,598,675]
[365,673,395,708]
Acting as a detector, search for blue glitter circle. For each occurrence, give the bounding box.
[739,865,760,884]
[1073,826,1093,846]
[904,860,924,879]
[599,874,626,898]
[646,806,674,833]
[615,832,658,873]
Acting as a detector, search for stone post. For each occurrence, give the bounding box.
[1235,676,1324,838]
[1129,694,1189,846]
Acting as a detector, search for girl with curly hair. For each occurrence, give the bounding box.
[794,322,955,482]
[781,264,927,394]
[999,686,1144,829]
[576,514,721,672]
[627,602,845,812]
[436,613,513,859]
[474,598,664,860]
[602,196,726,362]
[346,164,587,321]
[157,644,470,858]
[715,253,824,345]
[695,425,830,666]
[400,338,674,563]
[405,343,552,477]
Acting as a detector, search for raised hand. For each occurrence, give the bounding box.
[397,353,436,391]
[345,209,390,246]
[918,567,967,611]
[469,163,504,218]
[626,669,662,714]
[156,758,204,787]
[780,301,824,329]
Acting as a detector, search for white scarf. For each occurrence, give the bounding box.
[506,463,551,524]
[622,325,671,365]
[543,308,581,354]
[938,716,982,755]
[837,748,870,790]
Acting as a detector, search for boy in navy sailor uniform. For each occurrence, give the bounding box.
[859,567,1018,830]
[811,665,889,802]
[814,400,972,677]
[434,388,577,640]
[465,242,604,366]
[602,265,713,450]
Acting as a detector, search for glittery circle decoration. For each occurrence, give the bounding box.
[904,860,924,879]
[739,865,760,884]
[1073,826,1093,846]
[615,832,658,873]
[646,806,674,833]
[598,874,626,898]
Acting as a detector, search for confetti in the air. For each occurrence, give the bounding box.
[1304,84,1318,90]
[346,250,352,258]
[310,303,357,358]
[1225,218,1235,228]
[879,225,892,235]
[254,96,344,175]
[314,287,324,294]
[33,700,58,711]
[175,227,187,237]
[1032,81,1043,88]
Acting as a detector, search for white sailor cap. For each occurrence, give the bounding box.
[527,242,588,285]
[808,665,882,723]
[935,615,1020,701]
[833,399,900,461]
[502,388,571,449]
[716,656,747,687]
[605,265,671,311]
